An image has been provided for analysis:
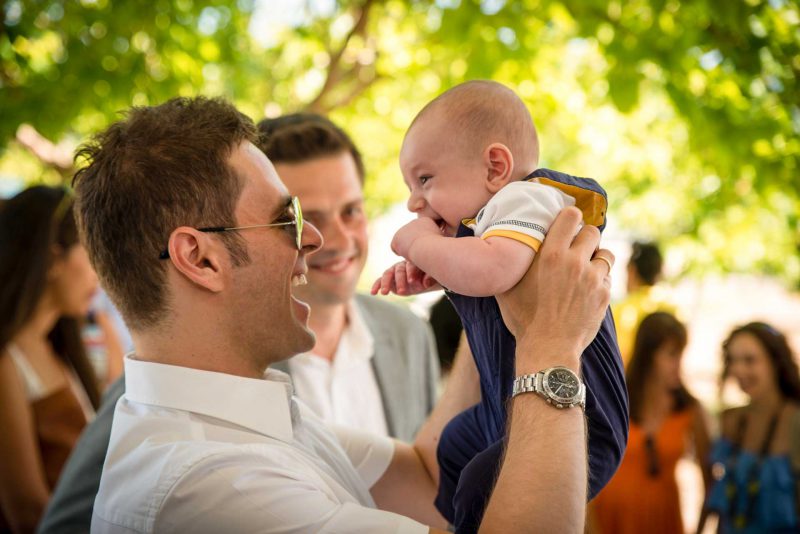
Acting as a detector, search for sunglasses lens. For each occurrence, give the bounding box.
[293,197,303,250]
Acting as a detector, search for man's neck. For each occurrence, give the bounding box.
[307,302,349,362]
[131,313,271,380]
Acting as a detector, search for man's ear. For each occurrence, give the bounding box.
[483,143,514,193]
[166,227,227,292]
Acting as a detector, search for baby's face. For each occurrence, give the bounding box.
[399,118,493,237]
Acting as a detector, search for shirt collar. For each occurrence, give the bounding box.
[123,355,294,443]
[335,298,374,365]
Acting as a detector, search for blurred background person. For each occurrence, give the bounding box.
[82,289,131,385]
[701,322,800,533]
[591,311,711,534]
[0,185,100,533]
[613,241,676,366]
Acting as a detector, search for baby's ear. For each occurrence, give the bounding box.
[484,143,514,193]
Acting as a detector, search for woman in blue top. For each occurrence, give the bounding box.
[701,322,800,533]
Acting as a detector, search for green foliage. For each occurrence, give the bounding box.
[2,0,255,139]
[1,0,798,285]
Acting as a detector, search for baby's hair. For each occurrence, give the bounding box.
[410,80,539,173]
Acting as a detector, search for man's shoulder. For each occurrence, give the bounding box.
[95,400,294,511]
[93,433,297,533]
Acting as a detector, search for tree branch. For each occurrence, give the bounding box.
[305,0,376,113]
[16,124,75,180]
[329,70,383,111]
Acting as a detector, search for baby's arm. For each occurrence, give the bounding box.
[369,238,528,297]
[404,234,534,297]
[370,218,444,296]
[373,182,575,297]
[399,181,574,296]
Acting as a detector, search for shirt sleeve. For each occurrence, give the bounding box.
[469,181,576,252]
[582,308,630,499]
[330,424,395,488]
[156,450,428,534]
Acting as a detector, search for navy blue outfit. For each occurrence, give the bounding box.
[434,169,629,533]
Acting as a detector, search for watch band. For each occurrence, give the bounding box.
[512,372,544,397]
[512,367,586,409]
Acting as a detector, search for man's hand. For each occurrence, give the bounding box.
[496,207,613,369]
[391,217,441,258]
[370,260,440,296]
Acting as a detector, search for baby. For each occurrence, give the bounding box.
[372,86,609,296]
[372,80,628,531]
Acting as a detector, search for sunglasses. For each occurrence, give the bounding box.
[158,196,303,260]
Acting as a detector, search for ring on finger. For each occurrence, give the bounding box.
[591,254,613,275]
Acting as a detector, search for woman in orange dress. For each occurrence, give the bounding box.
[0,186,101,533]
[591,312,711,534]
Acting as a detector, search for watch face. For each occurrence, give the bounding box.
[545,368,580,402]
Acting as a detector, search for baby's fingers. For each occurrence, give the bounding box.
[395,263,409,295]
[370,277,382,295]
[379,267,397,295]
[422,274,438,288]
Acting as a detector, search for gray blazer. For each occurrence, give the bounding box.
[38,294,439,534]
[272,293,439,441]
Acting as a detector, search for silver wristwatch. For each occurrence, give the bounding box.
[511,366,586,409]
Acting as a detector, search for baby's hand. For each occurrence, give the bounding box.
[391,217,441,258]
[370,260,440,296]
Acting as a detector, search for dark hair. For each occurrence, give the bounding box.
[256,113,365,183]
[73,97,258,330]
[721,322,800,401]
[629,241,663,286]
[0,186,100,408]
[627,312,695,424]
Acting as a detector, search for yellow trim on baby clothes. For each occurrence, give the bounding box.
[533,177,607,227]
[482,229,542,252]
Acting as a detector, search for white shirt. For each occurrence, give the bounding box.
[91,356,426,534]
[288,300,390,436]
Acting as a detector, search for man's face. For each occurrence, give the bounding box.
[226,141,322,361]
[274,151,368,307]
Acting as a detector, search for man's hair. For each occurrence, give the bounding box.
[256,113,365,183]
[410,80,539,172]
[72,97,258,330]
[629,241,663,286]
